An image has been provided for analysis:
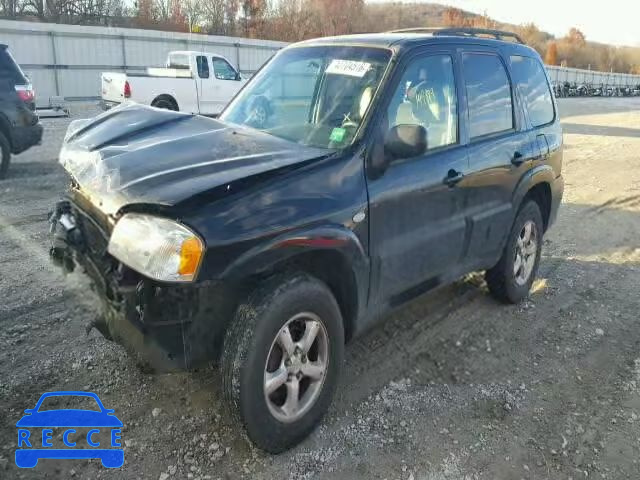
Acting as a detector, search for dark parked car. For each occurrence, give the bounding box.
[49,28,563,452]
[0,44,43,178]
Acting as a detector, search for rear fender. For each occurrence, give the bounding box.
[487,165,556,262]
[512,164,556,212]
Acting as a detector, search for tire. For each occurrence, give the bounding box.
[152,97,178,111]
[221,273,344,453]
[0,132,10,180]
[485,200,544,304]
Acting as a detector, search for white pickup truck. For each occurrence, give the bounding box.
[101,51,247,115]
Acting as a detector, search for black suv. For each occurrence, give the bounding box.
[49,28,563,452]
[0,44,43,178]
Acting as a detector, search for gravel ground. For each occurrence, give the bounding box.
[1,98,640,480]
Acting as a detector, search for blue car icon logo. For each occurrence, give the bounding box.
[16,391,124,468]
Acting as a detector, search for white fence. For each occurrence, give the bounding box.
[546,65,640,87]
[3,19,640,107]
[0,19,286,108]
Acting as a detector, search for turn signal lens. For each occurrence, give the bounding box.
[179,236,204,277]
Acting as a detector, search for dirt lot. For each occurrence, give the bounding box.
[1,98,639,480]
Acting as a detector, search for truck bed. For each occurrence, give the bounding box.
[101,70,198,113]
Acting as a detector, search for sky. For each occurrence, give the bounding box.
[367,0,640,47]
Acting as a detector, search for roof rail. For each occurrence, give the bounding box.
[386,27,524,44]
[435,28,524,44]
[386,27,441,34]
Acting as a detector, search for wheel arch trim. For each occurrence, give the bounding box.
[219,224,369,341]
[512,164,555,212]
[151,94,179,111]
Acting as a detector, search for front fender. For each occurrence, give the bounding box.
[220,224,369,319]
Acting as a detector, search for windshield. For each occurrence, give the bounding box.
[221,46,391,149]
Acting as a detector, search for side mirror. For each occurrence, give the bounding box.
[384,124,427,160]
[235,72,242,81]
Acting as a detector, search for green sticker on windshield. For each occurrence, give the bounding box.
[330,127,346,143]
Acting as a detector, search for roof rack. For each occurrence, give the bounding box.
[386,27,524,44]
[387,27,441,34]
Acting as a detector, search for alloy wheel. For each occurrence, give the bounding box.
[263,312,329,423]
[513,220,538,286]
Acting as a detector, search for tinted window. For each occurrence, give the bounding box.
[196,56,209,79]
[387,54,458,151]
[212,58,237,80]
[0,47,27,84]
[510,55,554,127]
[462,53,513,139]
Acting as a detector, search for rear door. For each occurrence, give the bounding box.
[460,48,538,267]
[193,55,214,114]
[508,54,561,172]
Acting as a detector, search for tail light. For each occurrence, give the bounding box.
[124,81,131,98]
[15,84,35,103]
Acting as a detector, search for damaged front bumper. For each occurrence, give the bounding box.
[49,198,234,371]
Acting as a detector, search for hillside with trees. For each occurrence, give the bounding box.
[1,0,639,74]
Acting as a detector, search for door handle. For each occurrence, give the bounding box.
[444,169,464,187]
[511,151,525,166]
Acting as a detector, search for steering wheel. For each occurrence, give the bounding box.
[246,96,270,129]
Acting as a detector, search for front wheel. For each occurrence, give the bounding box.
[221,273,344,453]
[485,200,543,303]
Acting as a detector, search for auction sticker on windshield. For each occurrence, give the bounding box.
[326,59,371,77]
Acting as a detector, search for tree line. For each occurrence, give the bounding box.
[1,0,639,74]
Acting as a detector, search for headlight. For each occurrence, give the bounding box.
[108,214,204,282]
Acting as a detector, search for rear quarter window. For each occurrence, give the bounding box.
[168,53,190,70]
[0,47,27,84]
[509,55,555,127]
[196,56,209,79]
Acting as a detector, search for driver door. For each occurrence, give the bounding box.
[367,51,469,306]
[211,57,243,114]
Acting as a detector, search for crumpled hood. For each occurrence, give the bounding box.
[60,103,328,215]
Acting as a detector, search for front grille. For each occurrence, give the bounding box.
[76,211,109,261]
[66,192,116,283]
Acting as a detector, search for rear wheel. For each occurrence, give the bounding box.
[221,273,344,453]
[151,96,178,111]
[0,132,10,179]
[485,200,543,303]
